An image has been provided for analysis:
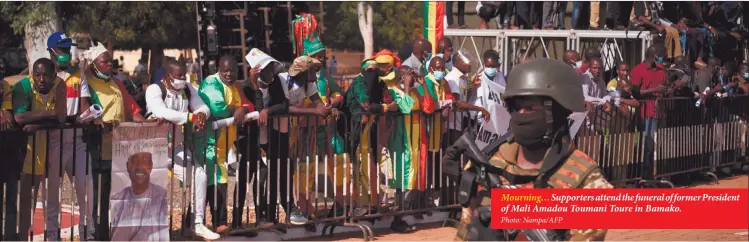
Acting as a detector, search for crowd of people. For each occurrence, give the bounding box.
[0,6,748,241]
[459,2,748,71]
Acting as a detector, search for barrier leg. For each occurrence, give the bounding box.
[637,179,675,188]
[701,171,719,185]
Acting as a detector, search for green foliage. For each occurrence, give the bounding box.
[62,2,196,50]
[323,2,423,52]
[0,2,197,50]
[0,2,56,35]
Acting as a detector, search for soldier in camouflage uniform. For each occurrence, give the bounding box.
[442,59,613,241]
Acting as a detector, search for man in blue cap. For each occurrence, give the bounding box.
[44,31,97,240]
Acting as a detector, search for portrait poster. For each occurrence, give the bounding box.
[111,123,170,241]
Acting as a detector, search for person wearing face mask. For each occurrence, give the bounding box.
[564,50,581,69]
[420,56,456,206]
[13,59,68,241]
[291,17,365,222]
[371,51,422,233]
[39,32,101,241]
[402,38,433,76]
[144,59,216,239]
[291,20,357,220]
[472,50,506,98]
[436,37,454,71]
[735,63,749,94]
[442,59,613,241]
[82,42,147,240]
[629,44,668,181]
[252,54,330,227]
[343,57,390,213]
[397,65,436,214]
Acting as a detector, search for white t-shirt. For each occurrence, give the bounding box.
[445,68,469,131]
[110,183,169,241]
[472,71,507,122]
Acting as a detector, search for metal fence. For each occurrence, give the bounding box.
[1,96,748,241]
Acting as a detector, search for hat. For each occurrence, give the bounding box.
[291,13,325,57]
[372,49,401,68]
[83,42,109,62]
[245,48,279,69]
[47,32,75,49]
[288,56,322,77]
[361,59,377,70]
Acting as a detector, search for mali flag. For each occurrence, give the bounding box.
[423,1,445,55]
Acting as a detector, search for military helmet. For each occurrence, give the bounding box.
[504,59,585,112]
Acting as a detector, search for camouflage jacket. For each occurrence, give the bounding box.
[455,141,613,241]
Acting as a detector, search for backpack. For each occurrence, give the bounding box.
[156,82,192,103]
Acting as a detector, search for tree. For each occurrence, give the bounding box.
[0,2,61,68]
[323,2,423,53]
[1,2,197,71]
[358,2,373,58]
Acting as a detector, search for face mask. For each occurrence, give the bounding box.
[432,71,446,80]
[484,68,498,78]
[424,52,433,62]
[55,53,71,68]
[445,61,453,70]
[510,111,550,150]
[93,64,111,80]
[171,76,187,90]
[656,57,664,64]
[375,69,388,77]
[743,73,749,79]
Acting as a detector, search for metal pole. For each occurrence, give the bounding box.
[319,1,325,34]
[195,1,204,80]
[288,1,293,40]
[262,7,272,52]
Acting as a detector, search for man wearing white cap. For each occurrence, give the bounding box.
[248,50,329,226]
[83,42,148,240]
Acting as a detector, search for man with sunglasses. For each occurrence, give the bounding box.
[442,59,612,241]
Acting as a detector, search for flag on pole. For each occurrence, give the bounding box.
[423,1,445,54]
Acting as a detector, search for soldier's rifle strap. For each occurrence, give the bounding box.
[534,136,574,188]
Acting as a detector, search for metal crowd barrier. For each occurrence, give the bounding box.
[575,95,749,188]
[3,96,749,241]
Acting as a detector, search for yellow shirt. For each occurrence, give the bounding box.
[87,73,126,160]
[20,76,62,175]
[1,79,12,110]
[216,81,241,183]
[607,78,619,91]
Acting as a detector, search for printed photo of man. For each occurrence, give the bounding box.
[110,152,168,241]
